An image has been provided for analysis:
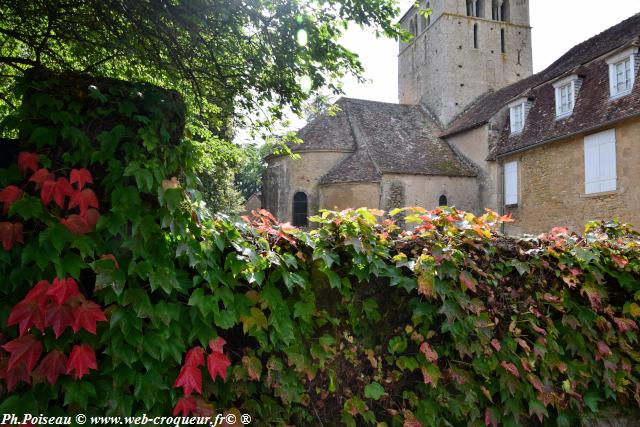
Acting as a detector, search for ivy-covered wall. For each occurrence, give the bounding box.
[0,71,639,426]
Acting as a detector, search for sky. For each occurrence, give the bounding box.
[338,0,640,103]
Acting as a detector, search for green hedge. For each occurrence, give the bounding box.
[0,71,639,426]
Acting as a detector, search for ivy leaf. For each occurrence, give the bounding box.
[68,188,99,216]
[7,300,45,336]
[460,271,477,293]
[46,277,81,305]
[364,382,385,400]
[421,364,441,387]
[173,365,202,396]
[420,342,438,363]
[70,168,93,190]
[1,334,43,373]
[44,302,73,337]
[28,168,54,190]
[184,347,205,367]
[0,185,23,215]
[72,299,107,334]
[172,396,197,416]
[0,221,23,251]
[33,350,67,385]
[207,352,231,382]
[242,355,262,381]
[65,344,97,379]
[500,361,520,378]
[17,152,39,175]
[3,362,31,391]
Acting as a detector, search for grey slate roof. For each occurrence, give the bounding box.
[443,13,640,140]
[291,98,477,184]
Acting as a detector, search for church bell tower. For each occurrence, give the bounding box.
[398,0,532,126]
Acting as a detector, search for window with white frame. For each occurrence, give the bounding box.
[584,129,617,194]
[555,81,574,117]
[504,161,518,205]
[607,48,636,98]
[510,102,525,133]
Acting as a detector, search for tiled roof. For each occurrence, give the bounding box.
[443,13,640,143]
[289,98,477,184]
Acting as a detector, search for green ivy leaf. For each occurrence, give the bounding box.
[364,382,385,400]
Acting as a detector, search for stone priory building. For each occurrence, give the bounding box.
[263,0,640,234]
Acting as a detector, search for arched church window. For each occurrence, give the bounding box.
[467,0,483,17]
[476,0,485,18]
[420,14,426,32]
[439,194,448,206]
[501,28,506,53]
[473,24,478,48]
[292,192,308,227]
[466,0,474,16]
[426,1,431,26]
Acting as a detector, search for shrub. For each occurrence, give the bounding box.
[0,71,639,426]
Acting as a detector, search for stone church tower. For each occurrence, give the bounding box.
[399,0,533,125]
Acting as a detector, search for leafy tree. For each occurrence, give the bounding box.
[0,0,405,211]
[234,143,273,201]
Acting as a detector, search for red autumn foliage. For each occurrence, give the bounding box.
[0,185,23,215]
[46,277,81,305]
[174,365,202,396]
[184,347,205,367]
[68,188,99,216]
[28,168,54,190]
[71,299,107,334]
[69,168,93,190]
[207,351,231,382]
[173,396,198,416]
[40,177,74,208]
[44,302,74,338]
[65,344,97,379]
[7,299,45,336]
[0,221,24,251]
[33,350,67,385]
[1,334,43,373]
[17,152,39,175]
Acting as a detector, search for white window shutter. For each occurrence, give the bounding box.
[504,161,518,205]
[584,129,616,194]
[599,130,617,192]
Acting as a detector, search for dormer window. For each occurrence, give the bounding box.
[508,98,530,134]
[553,75,580,119]
[606,47,637,98]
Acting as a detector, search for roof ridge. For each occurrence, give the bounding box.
[343,101,383,176]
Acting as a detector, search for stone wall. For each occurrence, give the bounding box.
[502,118,640,235]
[399,2,532,125]
[381,174,480,212]
[444,124,501,213]
[263,151,350,223]
[319,182,381,211]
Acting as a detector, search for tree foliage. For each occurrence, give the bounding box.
[1,71,639,426]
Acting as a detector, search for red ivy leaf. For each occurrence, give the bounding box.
[61,214,91,235]
[500,361,520,378]
[174,365,202,396]
[420,342,438,363]
[597,341,611,358]
[17,152,39,175]
[0,222,24,251]
[72,300,107,334]
[5,360,31,391]
[83,208,100,229]
[208,337,226,354]
[1,334,43,373]
[40,180,56,206]
[173,396,198,417]
[490,339,501,352]
[70,168,93,190]
[65,344,97,379]
[44,302,73,338]
[484,408,498,427]
[46,277,81,305]
[0,185,23,215]
[68,188,99,216]
[7,300,45,336]
[33,350,67,385]
[207,352,231,382]
[459,271,477,293]
[29,168,54,190]
[611,254,628,269]
[613,317,638,333]
[185,347,205,367]
[24,280,51,305]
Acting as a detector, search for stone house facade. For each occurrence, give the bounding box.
[264,0,640,234]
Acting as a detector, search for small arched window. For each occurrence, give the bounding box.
[473,24,479,48]
[439,194,448,206]
[292,192,308,227]
[501,0,510,21]
[501,28,506,53]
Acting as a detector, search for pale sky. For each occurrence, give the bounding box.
[339,0,640,103]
